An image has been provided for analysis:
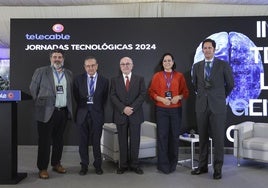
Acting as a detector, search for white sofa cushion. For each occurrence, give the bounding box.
[101,121,157,161]
[103,123,118,133]
[243,137,268,151]
[253,123,268,138]
[140,136,156,149]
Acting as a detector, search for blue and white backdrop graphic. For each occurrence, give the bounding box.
[10,17,268,145]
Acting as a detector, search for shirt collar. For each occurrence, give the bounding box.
[123,72,132,79]
[205,58,214,63]
[87,72,97,78]
[51,66,64,73]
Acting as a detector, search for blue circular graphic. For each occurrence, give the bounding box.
[193,32,264,110]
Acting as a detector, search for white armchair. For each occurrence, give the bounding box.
[233,121,268,166]
[101,121,157,162]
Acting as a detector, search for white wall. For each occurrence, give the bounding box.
[0,2,268,49]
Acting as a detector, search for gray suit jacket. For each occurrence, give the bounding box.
[192,58,234,114]
[110,74,146,125]
[29,65,73,123]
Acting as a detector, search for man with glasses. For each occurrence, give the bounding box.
[73,56,109,175]
[110,56,146,175]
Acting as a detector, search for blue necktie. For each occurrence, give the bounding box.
[205,61,211,80]
[89,76,94,96]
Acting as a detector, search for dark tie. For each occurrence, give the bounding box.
[205,61,212,80]
[125,76,130,91]
[89,76,94,95]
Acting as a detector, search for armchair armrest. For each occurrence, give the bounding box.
[233,121,254,166]
[141,121,157,138]
[103,123,117,133]
[234,121,254,142]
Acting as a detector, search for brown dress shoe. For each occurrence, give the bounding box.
[52,164,66,174]
[39,170,49,179]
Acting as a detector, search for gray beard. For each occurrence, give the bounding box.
[52,62,64,70]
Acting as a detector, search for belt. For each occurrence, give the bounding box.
[55,107,67,111]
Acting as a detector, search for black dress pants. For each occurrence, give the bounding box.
[78,112,103,169]
[156,106,181,174]
[116,119,141,169]
[196,108,226,170]
[37,108,68,170]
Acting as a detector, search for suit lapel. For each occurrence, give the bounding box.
[65,70,71,87]
[82,73,89,96]
[200,61,206,80]
[210,59,218,79]
[47,67,56,94]
[94,75,102,95]
[200,59,218,79]
[119,75,127,92]
[128,74,136,91]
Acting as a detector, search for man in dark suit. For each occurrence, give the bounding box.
[110,56,146,175]
[191,38,234,179]
[73,56,109,175]
[29,48,73,179]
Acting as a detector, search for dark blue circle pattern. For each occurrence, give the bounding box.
[193,32,264,110]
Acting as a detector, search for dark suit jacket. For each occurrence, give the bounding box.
[73,73,109,126]
[110,74,146,125]
[29,65,73,123]
[192,58,234,114]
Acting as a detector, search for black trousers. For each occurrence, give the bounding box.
[116,118,141,169]
[37,108,68,170]
[196,107,226,170]
[78,112,103,169]
[156,106,182,174]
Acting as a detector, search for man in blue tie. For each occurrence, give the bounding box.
[73,56,109,175]
[191,38,234,179]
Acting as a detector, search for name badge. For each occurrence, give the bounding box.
[165,91,172,100]
[56,85,64,94]
[87,96,94,104]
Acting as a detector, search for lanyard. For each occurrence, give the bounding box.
[54,70,65,84]
[163,71,173,90]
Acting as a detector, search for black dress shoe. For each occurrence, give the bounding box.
[79,166,88,175]
[130,167,144,175]
[157,167,170,174]
[213,170,222,179]
[191,167,208,175]
[95,168,103,175]
[116,167,128,174]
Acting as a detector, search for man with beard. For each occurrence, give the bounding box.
[29,49,73,179]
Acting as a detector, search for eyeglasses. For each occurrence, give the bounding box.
[120,63,132,66]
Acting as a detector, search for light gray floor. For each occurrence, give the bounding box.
[2,146,268,188]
